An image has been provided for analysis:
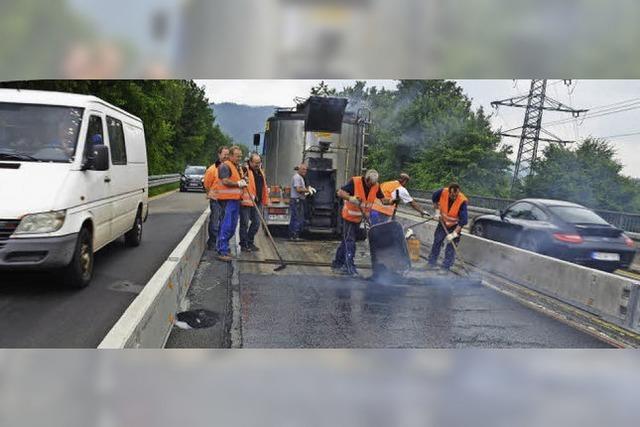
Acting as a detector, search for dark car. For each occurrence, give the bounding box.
[180,165,207,192]
[470,198,637,272]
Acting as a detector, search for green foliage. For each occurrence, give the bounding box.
[337,79,513,196]
[0,80,232,174]
[310,81,337,96]
[148,182,180,198]
[523,138,640,212]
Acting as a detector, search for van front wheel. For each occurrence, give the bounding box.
[63,227,94,289]
[125,210,143,247]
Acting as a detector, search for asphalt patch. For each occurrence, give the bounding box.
[239,272,611,348]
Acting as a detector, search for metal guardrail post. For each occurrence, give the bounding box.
[148,174,181,188]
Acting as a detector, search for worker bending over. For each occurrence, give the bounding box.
[212,146,247,261]
[370,172,429,225]
[428,183,468,271]
[239,153,269,252]
[203,146,229,250]
[331,169,385,277]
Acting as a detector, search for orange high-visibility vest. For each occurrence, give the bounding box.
[241,168,270,207]
[439,188,468,228]
[211,160,243,200]
[342,176,379,224]
[371,180,402,216]
[204,164,219,199]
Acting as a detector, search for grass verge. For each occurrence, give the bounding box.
[148,182,180,198]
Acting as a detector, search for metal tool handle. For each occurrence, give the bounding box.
[243,188,286,267]
[438,217,472,277]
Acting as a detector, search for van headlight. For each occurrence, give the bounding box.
[15,210,66,234]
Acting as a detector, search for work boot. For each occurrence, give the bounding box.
[240,245,252,253]
[248,244,260,252]
[217,252,233,262]
[345,268,360,278]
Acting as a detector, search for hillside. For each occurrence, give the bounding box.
[210,102,278,151]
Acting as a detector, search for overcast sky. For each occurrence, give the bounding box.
[195,79,640,178]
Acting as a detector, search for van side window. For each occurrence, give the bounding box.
[84,115,105,169]
[106,116,127,165]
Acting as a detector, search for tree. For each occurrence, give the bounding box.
[523,138,640,212]
[0,80,231,174]
[310,81,337,96]
[337,80,513,196]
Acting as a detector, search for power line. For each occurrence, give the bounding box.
[491,79,588,193]
[598,130,640,139]
[504,97,640,132]
[544,102,640,127]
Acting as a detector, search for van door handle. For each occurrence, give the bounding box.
[104,176,111,183]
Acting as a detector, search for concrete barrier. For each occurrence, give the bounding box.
[398,214,640,334]
[99,209,209,348]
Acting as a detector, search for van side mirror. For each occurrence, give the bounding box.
[253,133,261,146]
[499,209,505,219]
[84,145,110,171]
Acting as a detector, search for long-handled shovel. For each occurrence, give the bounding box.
[438,217,473,277]
[243,188,287,272]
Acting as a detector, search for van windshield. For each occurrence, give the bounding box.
[0,103,84,163]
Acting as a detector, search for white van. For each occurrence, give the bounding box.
[0,89,149,288]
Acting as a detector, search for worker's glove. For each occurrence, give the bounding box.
[421,210,430,218]
[308,186,317,195]
[446,231,459,242]
[433,209,441,221]
[349,196,361,206]
[237,179,248,188]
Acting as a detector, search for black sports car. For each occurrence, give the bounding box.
[470,198,636,272]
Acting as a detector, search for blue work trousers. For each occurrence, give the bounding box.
[239,205,260,248]
[217,200,240,255]
[288,198,305,238]
[207,199,225,249]
[428,223,461,270]
[332,220,360,273]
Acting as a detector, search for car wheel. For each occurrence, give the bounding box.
[179,186,185,192]
[63,227,94,289]
[124,210,143,247]
[471,221,486,237]
[518,234,540,253]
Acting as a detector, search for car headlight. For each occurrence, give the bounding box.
[15,210,66,234]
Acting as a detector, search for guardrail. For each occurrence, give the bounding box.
[148,174,181,188]
[99,208,209,348]
[395,211,640,339]
[410,188,640,233]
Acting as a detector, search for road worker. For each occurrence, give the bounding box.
[331,169,387,277]
[239,153,269,252]
[288,163,316,241]
[212,146,247,261]
[428,182,469,271]
[203,146,229,250]
[370,172,429,225]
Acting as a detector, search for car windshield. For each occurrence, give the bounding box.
[185,166,206,175]
[549,206,609,225]
[0,102,84,163]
